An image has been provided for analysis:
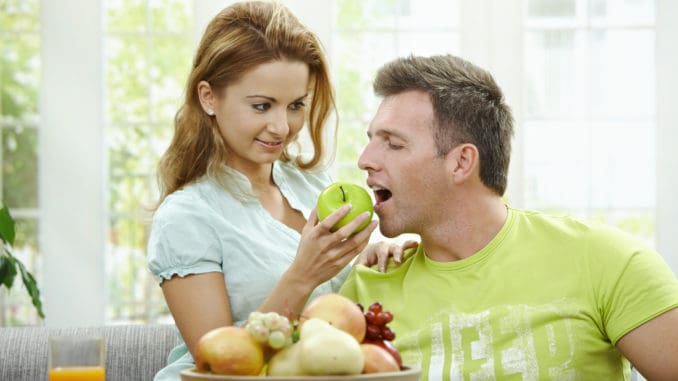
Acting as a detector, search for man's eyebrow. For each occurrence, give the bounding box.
[373,128,407,140]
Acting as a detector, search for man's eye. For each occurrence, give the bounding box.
[253,103,271,111]
[289,101,306,111]
[388,143,404,150]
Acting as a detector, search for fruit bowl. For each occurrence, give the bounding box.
[180,367,421,381]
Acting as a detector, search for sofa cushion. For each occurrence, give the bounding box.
[0,324,180,381]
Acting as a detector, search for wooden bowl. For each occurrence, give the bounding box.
[180,367,421,381]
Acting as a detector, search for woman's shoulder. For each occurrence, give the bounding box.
[153,179,227,223]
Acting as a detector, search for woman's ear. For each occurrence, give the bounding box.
[449,143,479,184]
[197,80,215,116]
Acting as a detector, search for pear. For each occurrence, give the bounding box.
[267,342,303,376]
[298,318,364,375]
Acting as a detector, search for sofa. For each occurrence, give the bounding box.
[0,324,181,381]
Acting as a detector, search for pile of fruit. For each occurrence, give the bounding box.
[193,293,403,376]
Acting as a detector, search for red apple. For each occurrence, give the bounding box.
[360,343,400,373]
[300,293,367,343]
[194,326,264,375]
[363,338,403,369]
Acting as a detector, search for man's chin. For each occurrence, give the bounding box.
[378,224,400,238]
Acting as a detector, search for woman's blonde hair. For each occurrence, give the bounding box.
[156,1,336,203]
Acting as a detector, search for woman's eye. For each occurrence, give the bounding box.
[253,103,271,111]
[289,101,306,111]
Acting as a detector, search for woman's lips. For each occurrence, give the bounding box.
[256,139,283,150]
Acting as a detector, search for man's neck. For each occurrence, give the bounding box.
[420,193,508,263]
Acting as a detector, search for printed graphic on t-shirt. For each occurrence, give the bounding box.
[398,301,579,381]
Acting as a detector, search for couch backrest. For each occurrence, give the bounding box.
[0,324,180,381]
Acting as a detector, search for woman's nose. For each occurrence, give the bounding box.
[268,110,290,136]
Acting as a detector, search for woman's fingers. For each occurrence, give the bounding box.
[331,211,373,240]
[377,245,391,272]
[394,240,419,263]
[314,205,353,232]
[295,206,376,282]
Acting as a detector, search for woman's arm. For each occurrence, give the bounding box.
[257,206,377,319]
[161,272,232,358]
[160,206,376,358]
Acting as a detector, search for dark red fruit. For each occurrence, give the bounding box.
[364,310,376,325]
[381,326,396,341]
[368,302,382,314]
[364,338,403,369]
[381,311,394,324]
[366,324,381,339]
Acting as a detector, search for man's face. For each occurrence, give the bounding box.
[358,90,451,237]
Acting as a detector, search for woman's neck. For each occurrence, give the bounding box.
[227,161,275,194]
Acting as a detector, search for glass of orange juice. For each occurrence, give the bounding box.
[48,335,106,381]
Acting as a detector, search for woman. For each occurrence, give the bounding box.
[147,2,389,379]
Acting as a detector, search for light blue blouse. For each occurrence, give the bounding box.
[147,160,350,380]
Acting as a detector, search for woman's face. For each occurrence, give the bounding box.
[206,60,310,173]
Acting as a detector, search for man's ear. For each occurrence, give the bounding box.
[449,143,479,184]
[197,80,215,116]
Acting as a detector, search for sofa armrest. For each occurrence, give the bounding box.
[0,324,180,381]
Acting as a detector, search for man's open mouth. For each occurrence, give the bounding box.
[371,186,392,205]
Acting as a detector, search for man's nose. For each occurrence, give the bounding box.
[358,142,376,171]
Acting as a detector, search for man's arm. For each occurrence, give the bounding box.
[616,307,678,381]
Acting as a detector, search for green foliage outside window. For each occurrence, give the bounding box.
[104,0,193,322]
[0,0,42,326]
[0,205,44,319]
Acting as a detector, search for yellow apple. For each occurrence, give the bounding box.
[300,293,366,343]
[194,326,264,375]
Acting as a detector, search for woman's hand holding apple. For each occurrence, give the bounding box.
[286,205,377,290]
[256,184,376,327]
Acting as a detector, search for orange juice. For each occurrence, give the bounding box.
[48,366,105,381]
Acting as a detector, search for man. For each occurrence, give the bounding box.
[339,54,678,380]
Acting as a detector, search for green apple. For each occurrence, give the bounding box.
[316,182,374,233]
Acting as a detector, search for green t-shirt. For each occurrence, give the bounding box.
[340,208,678,380]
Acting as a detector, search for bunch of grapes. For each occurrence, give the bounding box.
[359,302,396,341]
[245,311,294,350]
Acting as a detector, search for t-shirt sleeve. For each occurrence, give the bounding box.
[147,193,223,283]
[592,226,678,344]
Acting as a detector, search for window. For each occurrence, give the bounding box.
[0,0,41,326]
[331,0,461,184]
[1,0,674,327]
[523,0,656,244]
[104,0,194,323]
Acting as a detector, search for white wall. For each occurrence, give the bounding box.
[40,0,106,326]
